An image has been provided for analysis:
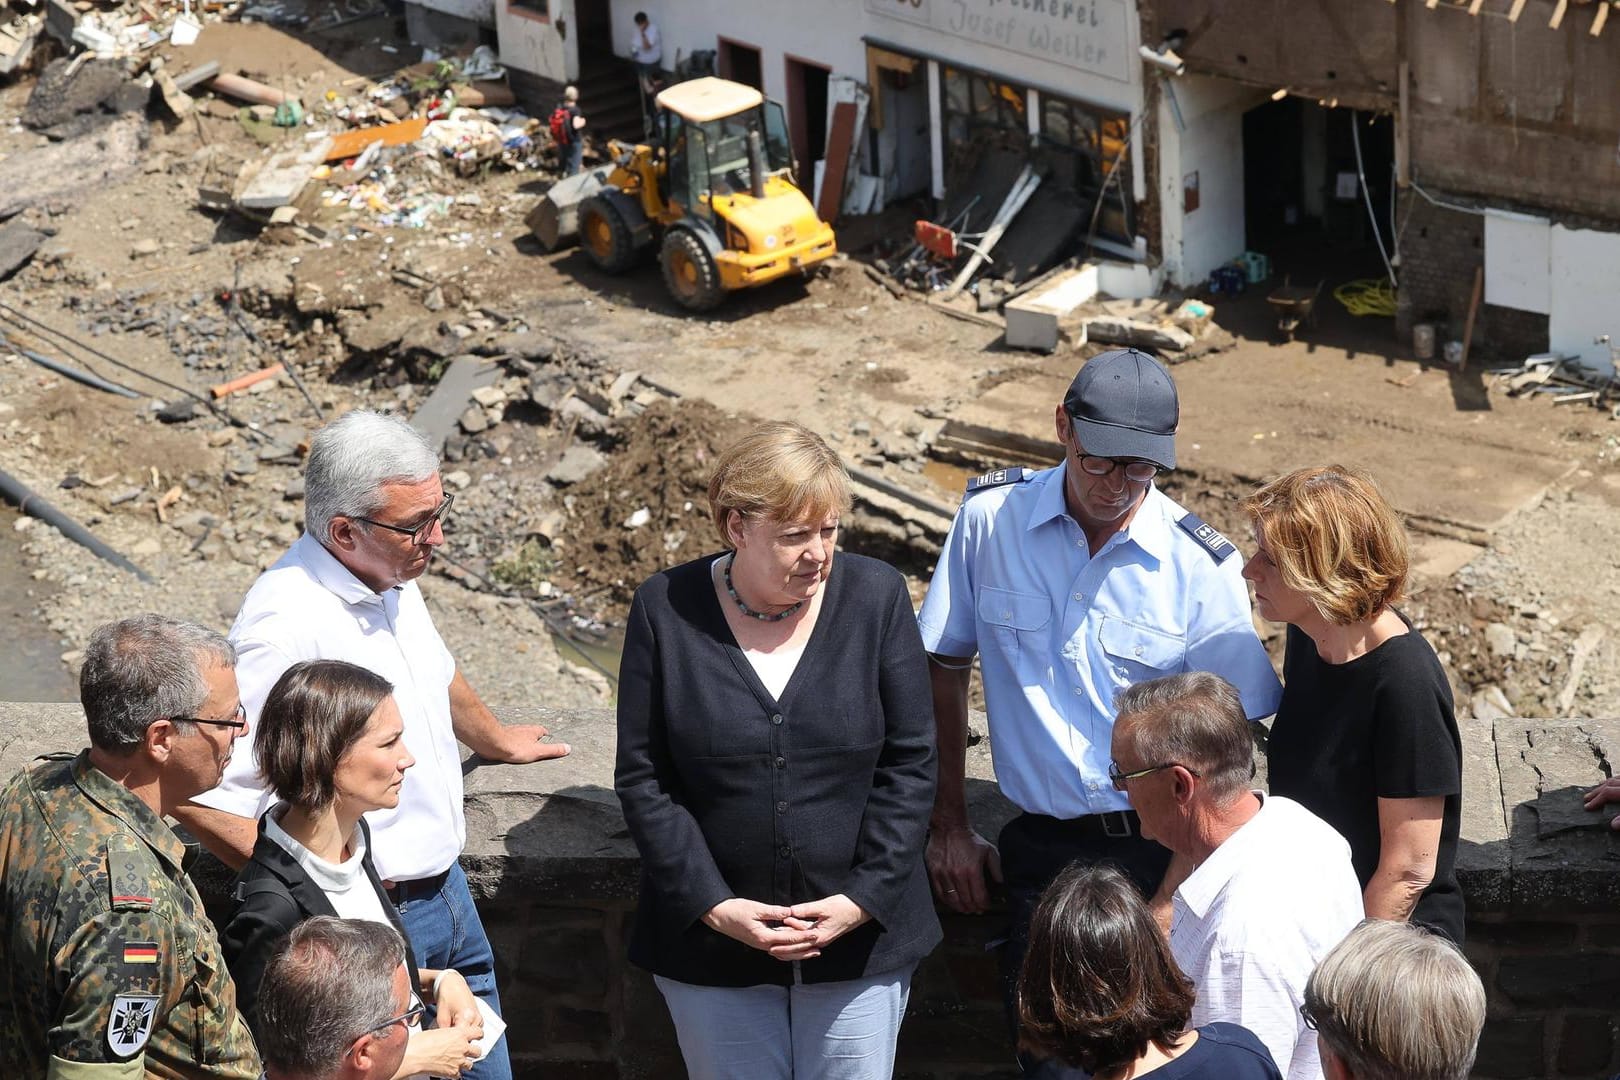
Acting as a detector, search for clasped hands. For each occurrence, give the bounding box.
[702,894,868,961]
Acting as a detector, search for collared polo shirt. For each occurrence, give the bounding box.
[193,533,462,881]
[917,465,1281,819]
[1170,795,1364,1080]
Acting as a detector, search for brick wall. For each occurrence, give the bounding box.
[1393,189,1549,366]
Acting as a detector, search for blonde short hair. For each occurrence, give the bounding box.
[706,422,851,547]
[1305,920,1486,1080]
[1241,465,1408,625]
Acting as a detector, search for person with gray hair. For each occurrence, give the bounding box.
[1303,919,1485,1080]
[1110,672,1363,1080]
[0,614,261,1079]
[177,409,567,1080]
[257,917,416,1080]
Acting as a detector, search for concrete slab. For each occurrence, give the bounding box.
[411,355,503,452]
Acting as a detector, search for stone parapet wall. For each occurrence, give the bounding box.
[3,704,1616,1079]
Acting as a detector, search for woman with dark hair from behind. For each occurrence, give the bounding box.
[1017,863,1281,1078]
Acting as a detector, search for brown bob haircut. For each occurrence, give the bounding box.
[706,421,851,548]
[255,659,394,811]
[1017,863,1194,1072]
[1242,465,1409,625]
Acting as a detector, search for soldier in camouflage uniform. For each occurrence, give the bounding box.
[0,614,262,1080]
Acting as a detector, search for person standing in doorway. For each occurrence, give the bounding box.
[630,11,662,94]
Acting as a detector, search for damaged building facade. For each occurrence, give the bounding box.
[1140,0,1620,373]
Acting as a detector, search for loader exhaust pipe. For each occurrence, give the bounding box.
[747,129,766,199]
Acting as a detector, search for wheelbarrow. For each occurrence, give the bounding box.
[1266,277,1323,342]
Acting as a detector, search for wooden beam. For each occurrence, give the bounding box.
[1592,0,1611,35]
[1508,0,1528,20]
[1551,0,1569,28]
[1426,0,1440,9]
[1459,266,1484,371]
[1467,0,1485,14]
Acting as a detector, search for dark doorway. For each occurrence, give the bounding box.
[719,39,763,90]
[1242,97,1395,252]
[785,56,830,182]
[576,0,613,62]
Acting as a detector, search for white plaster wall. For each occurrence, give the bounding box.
[497,0,572,80]
[1158,75,1264,287]
[1549,225,1620,377]
[415,0,495,23]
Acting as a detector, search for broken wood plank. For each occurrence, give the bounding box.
[324,117,429,162]
[817,101,858,224]
[1458,266,1484,370]
[153,68,193,120]
[1553,391,1600,405]
[1592,0,1610,35]
[1508,0,1528,20]
[1551,0,1569,27]
[211,363,284,398]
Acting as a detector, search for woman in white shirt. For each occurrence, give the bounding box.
[221,660,482,1079]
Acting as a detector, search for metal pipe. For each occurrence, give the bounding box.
[0,468,155,584]
[4,335,141,398]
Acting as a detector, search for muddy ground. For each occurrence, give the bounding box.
[1,18,1618,726]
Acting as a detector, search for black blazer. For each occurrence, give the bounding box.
[220,814,422,1040]
[614,551,941,987]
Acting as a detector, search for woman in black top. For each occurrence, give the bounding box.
[1018,863,1281,1079]
[614,421,940,1080]
[221,660,483,1078]
[1241,466,1465,943]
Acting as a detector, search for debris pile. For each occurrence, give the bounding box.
[1490,349,1620,417]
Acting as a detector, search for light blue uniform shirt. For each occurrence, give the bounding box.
[917,464,1282,819]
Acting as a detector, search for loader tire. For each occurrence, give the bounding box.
[579,196,637,274]
[661,230,725,312]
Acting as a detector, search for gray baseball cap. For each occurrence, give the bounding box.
[1063,348,1179,470]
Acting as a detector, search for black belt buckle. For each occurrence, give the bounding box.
[1100,811,1133,839]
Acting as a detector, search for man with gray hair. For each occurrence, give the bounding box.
[0,614,261,1079]
[1109,672,1363,1080]
[258,918,416,1080]
[177,409,567,1080]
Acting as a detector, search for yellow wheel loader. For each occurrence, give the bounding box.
[533,77,838,312]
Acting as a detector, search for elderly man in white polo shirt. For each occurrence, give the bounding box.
[1108,672,1362,1080]
[175,409,570,1080]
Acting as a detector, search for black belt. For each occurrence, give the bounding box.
[384,869,451,904]
[1019,809,1139,840]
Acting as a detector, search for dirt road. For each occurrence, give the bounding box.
[1,21,1616,723]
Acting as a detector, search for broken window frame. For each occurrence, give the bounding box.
[1037,94,1134,246]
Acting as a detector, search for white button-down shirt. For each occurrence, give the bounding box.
[1170,795,1365,1080]
[193,533,463,881]
[917,466,1281,818]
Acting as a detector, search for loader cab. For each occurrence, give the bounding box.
[660,78,795,220]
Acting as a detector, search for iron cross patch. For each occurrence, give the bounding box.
[107,993,160,1057]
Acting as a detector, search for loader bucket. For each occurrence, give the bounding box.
[525,165,615,252]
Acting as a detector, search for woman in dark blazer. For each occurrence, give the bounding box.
[615,421,941,1080]
[221,660,482,1079]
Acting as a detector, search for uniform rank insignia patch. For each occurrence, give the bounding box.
[965,467,1028,495]
[122,941,158,965]
[1175,512,1237,562]
[108,993,160,1056]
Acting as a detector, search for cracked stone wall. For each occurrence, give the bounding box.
[3,703,1618,1079]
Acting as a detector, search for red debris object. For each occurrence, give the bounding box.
[914,220,959,260]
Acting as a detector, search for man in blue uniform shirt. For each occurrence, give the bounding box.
[918,348,1281,1076]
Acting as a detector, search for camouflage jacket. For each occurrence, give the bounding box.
[0,751,262,1080]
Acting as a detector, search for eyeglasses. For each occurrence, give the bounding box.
[1299,1001,1320,1031]
[174,703,248,733]
[1078,455,1161,483]
[350,1002,425,1054]
[354,494,455,546]
[1107,760,1200,791]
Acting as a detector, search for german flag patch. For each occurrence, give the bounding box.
[122,941,158,965]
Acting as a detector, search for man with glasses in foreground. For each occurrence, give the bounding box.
[0,614,261,1079]
[1111,672,1361,1080]
[257,918,420,1080]
[917,347,1281,1076]
[177,409,569,1080]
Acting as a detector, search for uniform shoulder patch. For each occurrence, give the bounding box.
[964,467,1029,495]
[106,834,155,912]
[1176,512,1237,563]
[107,992,160,1057]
